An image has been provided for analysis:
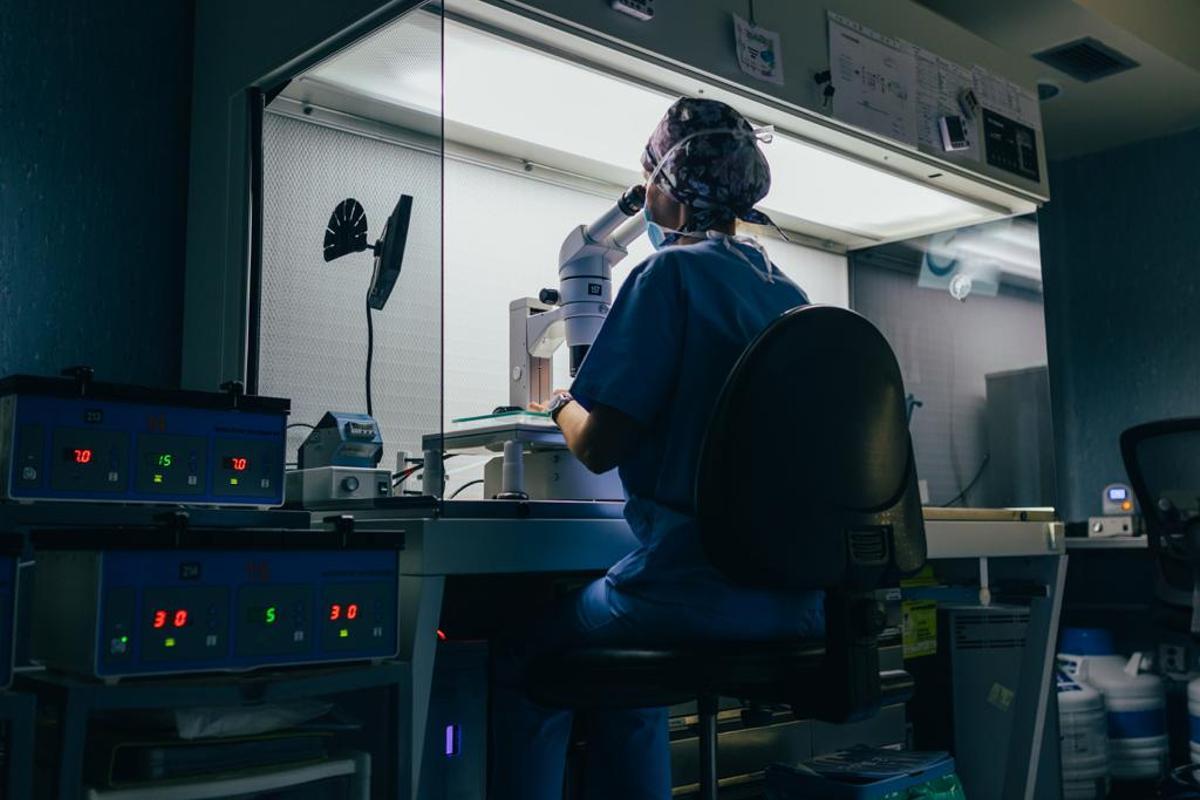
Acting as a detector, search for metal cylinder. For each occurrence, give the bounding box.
[422,448,444,498]
[501,440,525,497]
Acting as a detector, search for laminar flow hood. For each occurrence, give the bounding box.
[279,0,1047,250]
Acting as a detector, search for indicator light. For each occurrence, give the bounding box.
[120,636,128,643]
[1122,500,1133,511]
[165,637,176,648]
[339,629,349,638]
[230,477,239,486]
[153,474,163,484]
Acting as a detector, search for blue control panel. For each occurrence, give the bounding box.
[34,548,399,678]
[0,377,288,506]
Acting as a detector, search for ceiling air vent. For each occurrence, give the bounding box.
[1033,37,1139,83]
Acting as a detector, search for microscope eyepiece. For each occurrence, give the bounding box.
[617,184,646,216]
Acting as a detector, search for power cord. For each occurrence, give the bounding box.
[365,293,374,417]
[449,479,485,499]
[941,454,990,507]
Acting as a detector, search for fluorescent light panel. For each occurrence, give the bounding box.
[310,16,998,241]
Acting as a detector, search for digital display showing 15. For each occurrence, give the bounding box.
[148,453,174,468]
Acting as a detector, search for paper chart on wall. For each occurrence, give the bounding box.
[828,12,919,147]
[915,49,981,162]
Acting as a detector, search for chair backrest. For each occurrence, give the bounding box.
[696,305,927,593]
[1121,418,1200,608]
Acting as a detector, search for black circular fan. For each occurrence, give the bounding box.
[323,198,369,262]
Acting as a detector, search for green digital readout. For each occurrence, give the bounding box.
[157,454,173,468]
[265,606,277,625]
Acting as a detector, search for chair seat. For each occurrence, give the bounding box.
[526,639,827,711]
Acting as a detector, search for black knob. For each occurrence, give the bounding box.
[539,288,561,305]
[341,476,361,493]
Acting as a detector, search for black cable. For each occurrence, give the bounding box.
[287,423,316,431]
[393,465,422,485]
[449,479,484,499]
[941,454,991,508]
[365,294,374,417]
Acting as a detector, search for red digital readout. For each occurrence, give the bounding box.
[74,449,92,464]
[328,603,359,621]
[152,609,189,629]
[223,456,248,472]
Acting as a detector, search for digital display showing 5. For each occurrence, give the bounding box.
[245,605,280,625]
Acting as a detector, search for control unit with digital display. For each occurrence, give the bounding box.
[0,374,289,506]
[32,546,399,678]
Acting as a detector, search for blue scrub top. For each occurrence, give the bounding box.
[572,236,821,626]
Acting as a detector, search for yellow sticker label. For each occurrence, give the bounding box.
[988,683,1016,711]
[902,600,938,659]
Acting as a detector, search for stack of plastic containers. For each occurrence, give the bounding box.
[1059,628,1169,787]
[1057,669,1110,799]
[1188,676,1200,764]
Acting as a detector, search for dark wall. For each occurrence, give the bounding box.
[1040,127,1200,523]
[0,1,195,387]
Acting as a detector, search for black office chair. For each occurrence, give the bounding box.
[1121,419,1200,615]
[527,305,928,799]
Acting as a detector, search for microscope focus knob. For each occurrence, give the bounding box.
[539,288,561,305]
[341,475,361,493]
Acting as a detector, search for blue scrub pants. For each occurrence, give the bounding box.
[489,577,825,800]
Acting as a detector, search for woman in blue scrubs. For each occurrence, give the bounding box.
[490,98,825,800]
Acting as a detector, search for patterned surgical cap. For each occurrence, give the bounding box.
[641,97,774,233]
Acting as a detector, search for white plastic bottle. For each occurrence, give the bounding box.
[1188,676,1200,763]
[1058,670,1110,800]
[1085,653,1169,781]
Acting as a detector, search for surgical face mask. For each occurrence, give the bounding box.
[644,205,668,250]
[643,205,690,251]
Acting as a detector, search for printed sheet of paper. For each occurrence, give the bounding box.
[734,14,785,86]
[828,12,918,147]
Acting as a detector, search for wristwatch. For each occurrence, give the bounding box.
[545,391,574,423]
